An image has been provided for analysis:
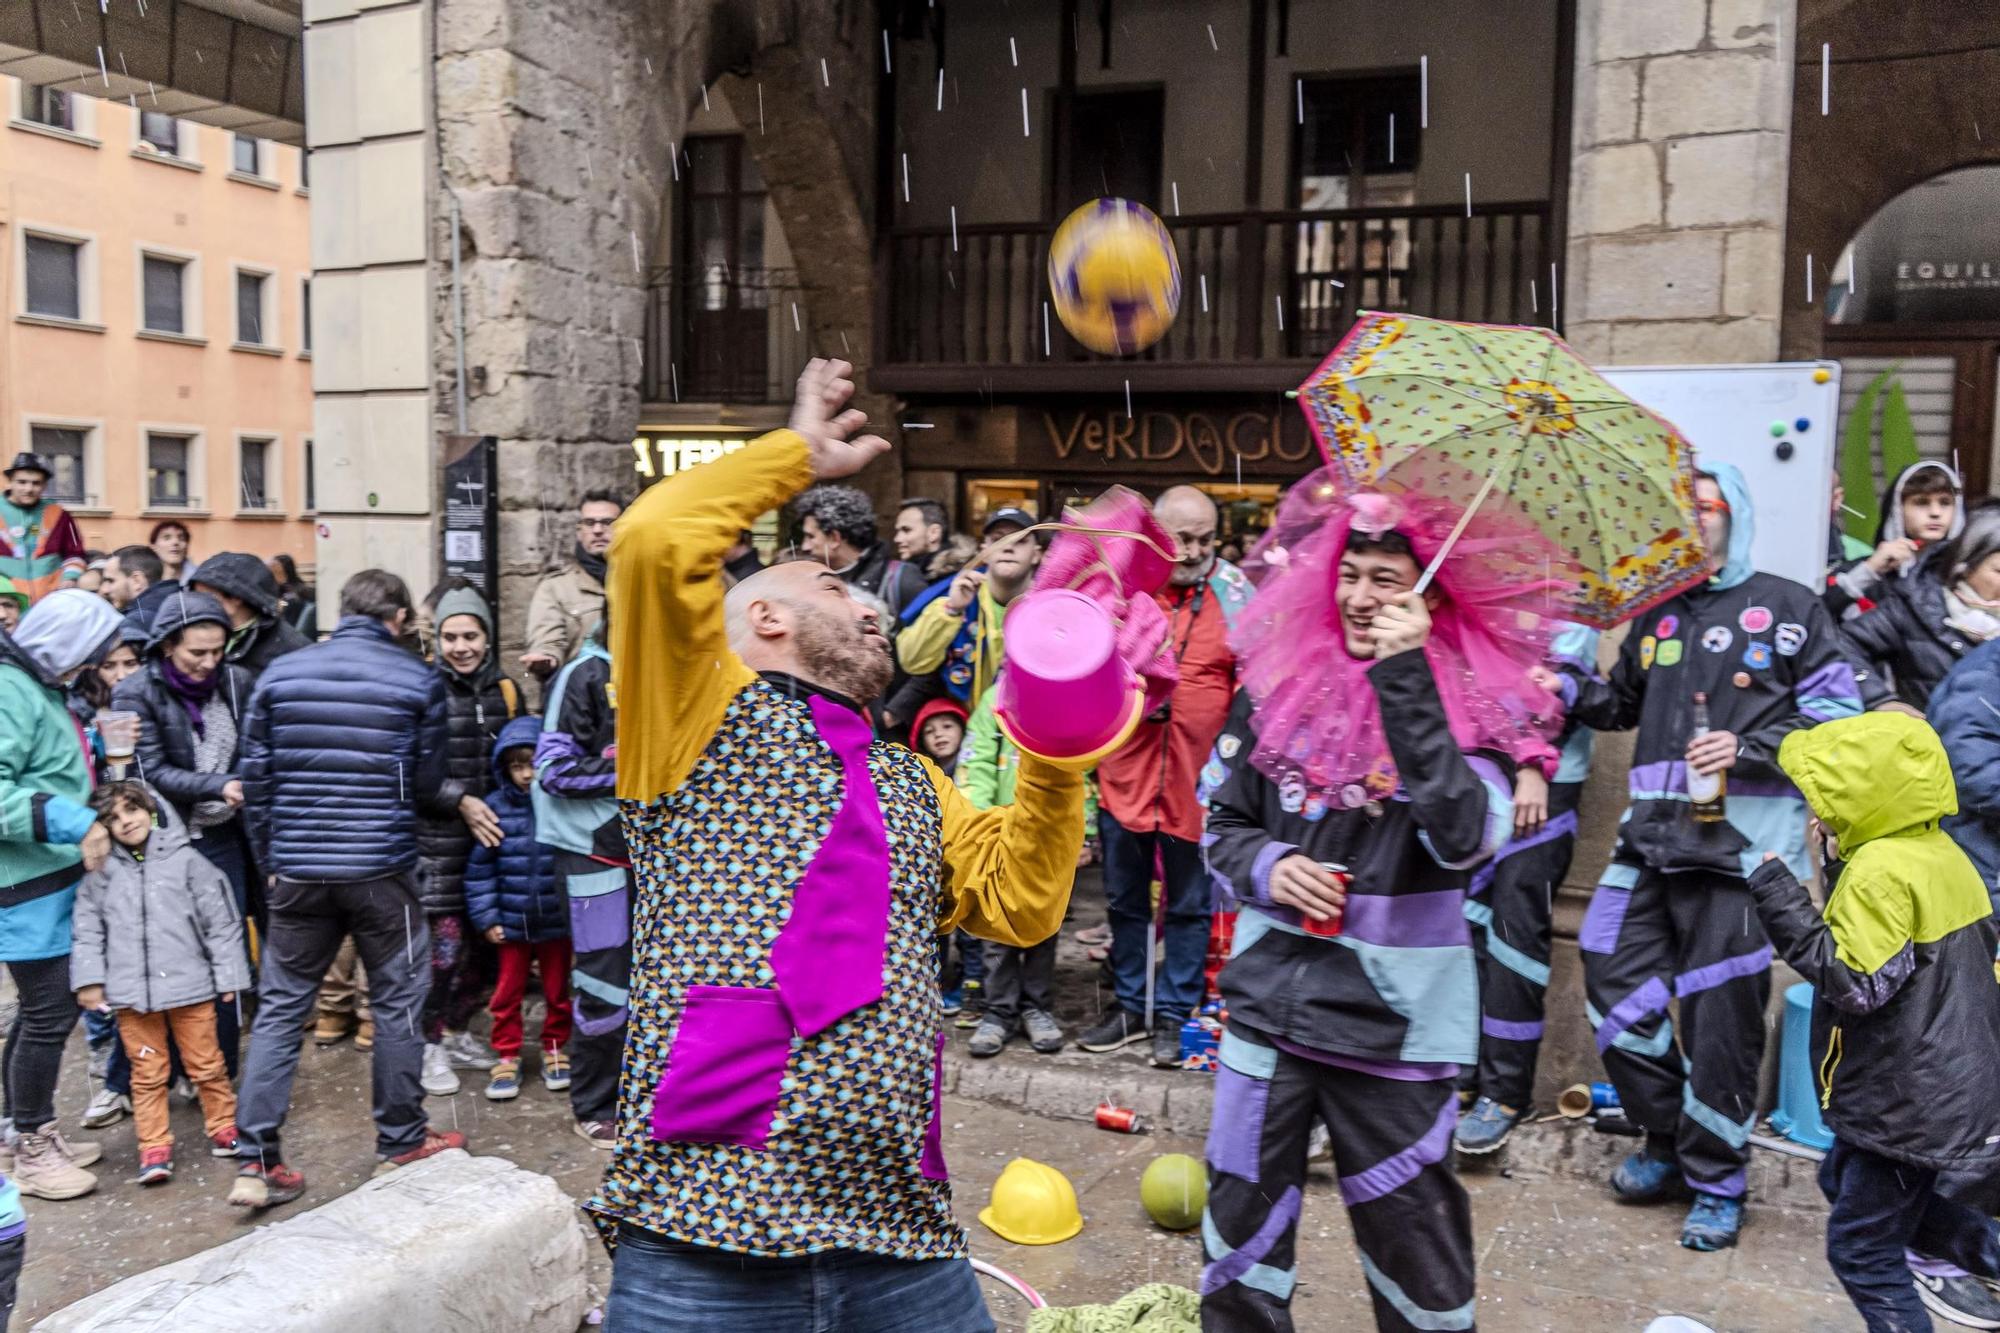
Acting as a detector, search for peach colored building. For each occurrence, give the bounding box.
[0,80,314,567]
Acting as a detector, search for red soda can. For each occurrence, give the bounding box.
[1302,863,1349,938]
[1095,1103,1145,1134]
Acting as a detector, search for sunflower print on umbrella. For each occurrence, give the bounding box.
[1294,311,1710,629]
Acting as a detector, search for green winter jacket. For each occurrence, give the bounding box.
[0,626,105,960]
[1748,710,2000,1168]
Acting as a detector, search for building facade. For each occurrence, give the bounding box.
[0,77,316,564]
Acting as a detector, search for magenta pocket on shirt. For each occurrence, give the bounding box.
[920,1030,948,1181]
[649,986,795,1149]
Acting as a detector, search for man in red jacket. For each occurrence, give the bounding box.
[1078,487,1254,1068]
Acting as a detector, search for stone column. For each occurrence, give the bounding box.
[1565,0,1797,364]
[304,0,439,608]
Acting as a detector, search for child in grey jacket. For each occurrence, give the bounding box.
[72,782,249,1185]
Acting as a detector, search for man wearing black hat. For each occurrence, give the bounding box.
[0,453,88,604]
[188,553,311,682]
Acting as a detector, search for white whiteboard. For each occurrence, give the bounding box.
[1600,362,1844,589]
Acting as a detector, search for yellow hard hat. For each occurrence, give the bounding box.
[978,1157,1084,1245]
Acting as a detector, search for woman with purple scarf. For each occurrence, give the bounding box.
[108,590,256,1078]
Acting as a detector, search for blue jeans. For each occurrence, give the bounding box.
[1099,812,1211,1026]
[605,1224,995,1333]
[1821,1139,2000,1332]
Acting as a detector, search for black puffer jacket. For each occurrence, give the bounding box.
[413,657,521,915]
[1840,551,1968,712]
[188,552,312,681]
[111,593,255,826]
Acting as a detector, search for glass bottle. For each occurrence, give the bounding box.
[1689,691,1728,823]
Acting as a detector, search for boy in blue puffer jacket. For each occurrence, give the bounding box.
[465,716,569,1102]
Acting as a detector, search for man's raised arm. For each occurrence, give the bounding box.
[609,359,889,801]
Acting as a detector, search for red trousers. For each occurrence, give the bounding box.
[488,939,574,1058]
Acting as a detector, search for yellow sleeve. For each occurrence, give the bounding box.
[897,597,961,674]
[926,752,1086,947]
[609,431,814,801]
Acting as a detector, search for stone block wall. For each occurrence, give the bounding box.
[1565,0,1797,365]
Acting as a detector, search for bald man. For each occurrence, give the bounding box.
[588,361,1085,1332]
[1080,486,1257,1067]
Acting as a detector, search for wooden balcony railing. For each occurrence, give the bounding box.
[874,201,1556,393]
[640,266,811,404]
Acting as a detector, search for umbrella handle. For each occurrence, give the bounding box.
[1411,412,1536,595]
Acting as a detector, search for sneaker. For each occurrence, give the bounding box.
[1307,1122,1332,1162]
[968,1016,1012,1058]
[421,1043,461,1097]
[1680,1193,1744,1251]
[1454,1097,1525,1156]
[354,1019,375,1051]
[1915,1271,2000,1330]
[443,1030,499,1071]
[228,1161,306,1209]
[940,986,964,1017]
[373,1128,466,1177]
[43,1124,102,1169]
[540,1048,571,1092]
[1150,1026,1184,1069]
[1022,1008,1065,1054]
[133,1144,173,1186]
[88,1043,113,1083]
[574,1119,616,1150]
[486,1059,522,1102]
[171,1075,197,1105]
[210,1126,240,1158]
[13,1131,96,1200]
[1611,1140,1685,1203]
[81,1086,132,1129]
[1077,1010,1150,1053]
[954,980,986,1030]
[312,1011,353,1047]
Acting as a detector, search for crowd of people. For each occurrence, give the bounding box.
[5,360,2000,1333]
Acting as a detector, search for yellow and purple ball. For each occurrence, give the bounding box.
[1048,198,1182,356]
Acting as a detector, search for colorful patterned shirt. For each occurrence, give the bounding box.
[0,497,86,603]
[587,431,1086,1257]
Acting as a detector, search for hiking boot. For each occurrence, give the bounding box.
[44,1124,101,1169]
[540,1048,571,1093]
[420,1043,461,1096]
[1022,1008,1065,1054]
[354,1019,375,1051]
[133,1144,173,1186]
[312,1010,353,1047]
[1454,1098,1526,1156]
[1680,1193,1744,1251]
[1150,1026,1184,1069]
[1611,1139,1685,1203]
[373,1128,466,1177]
[443,1030,499,1071]
[574,1119,616,1150]
[210,1126,241,1158]
[968,1016,1012,1058]
[14,1131,97,1200]
[486,1059,522,1102]
[953,980,986,1030]
[1077,1010,1150,1053]
[81,1086,132,1129]
[1915,1271,2000,1329]
[228,1161,305,1209]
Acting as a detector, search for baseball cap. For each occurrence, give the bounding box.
[982,506,1036,536]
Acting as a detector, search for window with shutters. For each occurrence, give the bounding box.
[18,84,73,131]
[24,234,83,320]
[235,269,269,346]
[147,433,195,507]
[29,426,88,504]
[141,254,189,334]
[138,112,181,156]
[239,437,274,510]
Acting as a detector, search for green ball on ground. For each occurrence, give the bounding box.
[1140,1152,1208,1231]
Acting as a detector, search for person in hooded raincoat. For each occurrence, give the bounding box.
[1552,464,1863,1252]
[1824,461,1964,623]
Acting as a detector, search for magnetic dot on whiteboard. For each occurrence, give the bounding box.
[1769,422,1787,437]
[1794,418,1811,432]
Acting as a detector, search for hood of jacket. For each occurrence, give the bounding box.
[490,713,543,795]
[12,587,123,680]
[434,586,501,692]
[1780,711,1954,848]
[1701,461,1756,592]
[188,552,283,618]
[1877,460,1965,553]
[142,588,233,655]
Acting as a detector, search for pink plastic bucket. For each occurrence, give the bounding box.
[993,589,1145,769]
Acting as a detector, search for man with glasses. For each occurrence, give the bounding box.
[1550,465,1861,1254]
[523,492,624,680]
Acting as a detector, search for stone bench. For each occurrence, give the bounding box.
[34,1152,593,1332]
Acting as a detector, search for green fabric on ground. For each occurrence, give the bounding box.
[1025,1282,1201,1333]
